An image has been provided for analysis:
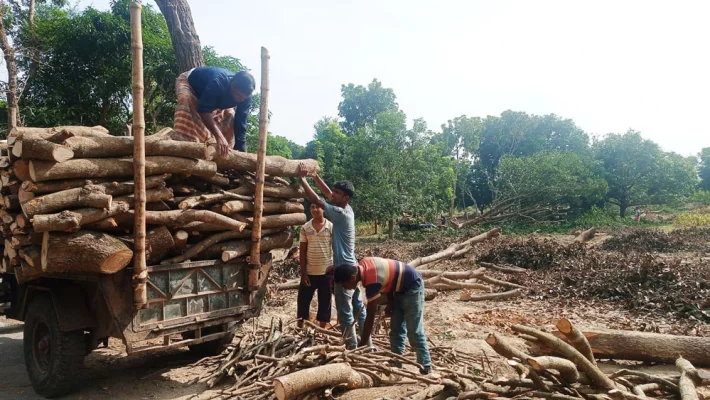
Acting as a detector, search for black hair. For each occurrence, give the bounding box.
[333,180,355,198]
[231,71,256,96]
[333,264,358,283]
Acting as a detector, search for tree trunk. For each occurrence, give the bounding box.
[0,3,19,129]
[574,227,597,243]
[17,138,74,162]
[65,136,215,160]
[407,227,501,267]
[273,363,373,400]
[374,220,378,234]
[221,230,293,262]
[31,202,130,232]
[222,199,304,215]
[388,219,394,239]
[41,230,133,274]
[29,156,217,182]
[153,0,204,73]
[530,329,710,367]
[215,153,319,177]
[21,184,113,218]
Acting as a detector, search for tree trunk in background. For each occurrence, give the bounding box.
[0,1,19,129]
[374,220,378,234]
[388,219,394,239]
[154,0,204,73]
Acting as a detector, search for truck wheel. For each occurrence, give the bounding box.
[23,295,86,398]
[183,325,235,357]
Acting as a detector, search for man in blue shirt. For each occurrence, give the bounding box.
[297,163,366,349]
[173,66,255,155]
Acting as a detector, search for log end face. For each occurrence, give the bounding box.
[557,318,573,334]
[103,249,134,273]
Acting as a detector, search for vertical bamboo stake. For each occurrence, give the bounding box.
[130,1,147,309]
[248,47,270,287]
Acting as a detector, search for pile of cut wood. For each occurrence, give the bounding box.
[0,125,318,281]
[187,317,709,400]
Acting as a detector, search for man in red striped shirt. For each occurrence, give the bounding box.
[333,257,432,374]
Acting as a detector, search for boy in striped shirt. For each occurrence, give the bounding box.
[333,257,432,374]
[297,204,333,328]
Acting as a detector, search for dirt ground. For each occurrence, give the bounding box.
[1,231,708,399]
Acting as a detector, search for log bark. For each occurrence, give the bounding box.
[459,289,521,301]
[29,156,217,182]
[556,318,596,366]
[485,333,549,391]
[221,230,294,262]
[41,230,133,274]
[162,228,282,264]
[31,202,130,232]
[475,275,526,290]
[532,329,710,367]
[574,227,597,243]
[222,199,304,215]
[146,210,245,231]
[65,136,216,160]
[145,226,174,265]
[230,184,305,199]
[113,186,173,205]
[19,138,74,162]
[428,277,491,292]
[21,175,167,195]
[408,227,501,267]
[9,126,109,143]
[418,269,486,279]
[424,289,437,301]
[178,191,252,210]
[273,362,373,400]
[243,213,306,229]
[153,0,204,73]
[676,357,700,400]
[511,325,620,391]
[477,261,527,274]
[527,356,580,383]
[21,184,112,218]
[215,152,319,178]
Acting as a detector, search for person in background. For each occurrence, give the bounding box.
[297,163,366,349]
[634,206,642,223]
[297,203,333,328]
[333,257,432,374]
[172,66,255,155]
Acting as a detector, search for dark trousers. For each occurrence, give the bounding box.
[297,274,332,323]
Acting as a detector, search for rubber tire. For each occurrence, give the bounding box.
[23,295,86,398]
[183,325,235,357]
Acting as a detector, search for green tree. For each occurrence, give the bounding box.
[699,148,710,190]
[337,79,398,135]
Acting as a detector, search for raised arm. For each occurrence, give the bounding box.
[313,174,332,200]
[298,163,326,208]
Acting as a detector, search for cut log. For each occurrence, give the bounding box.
[178,191,256,210]
[162,228,283,264]
[428,277,491,292]
[527,356,580,383]
[31,202,131,232]
[511,324,620,391]
[239,213,306,229]
[216,152,319,178]
[195,173,230,187]
[485,333,549,391]
[11,233,42,248]
[15,214,29,229]
[17,188,35,204]
[21,184,112,218]
[65,136,216,160]
[18,138,75,162]
[9,126,109,144]
[222,199,304,215]
[4,194,20,211]
[21,175,167,196]
[19,245,41,268]
[676,357,700,400]
[230,184,305,199]
[574,227,597,243]
[13,160,31,181]
[221,230,294,262]
[531,329,710,367]
[477,262,527,274]
[459,289,521,301]
[418,268,486,279]
[113,186,174,205]
[29,156,217,182]
[273,362,372,400]
[41,230,133,274]
[172,230,189,252]
[424,289,437,301]
[556,318,596,366]
[408,227,502,267]
[475,275,526,290]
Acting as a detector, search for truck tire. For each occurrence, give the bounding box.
[183,324,235,357]
[23,295,86,398]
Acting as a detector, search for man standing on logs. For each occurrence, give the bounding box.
[297,203,333,328]
[297,163,366,349]
[172,66,255,155]
[333,257,432,375]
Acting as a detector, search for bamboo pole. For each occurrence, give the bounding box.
[130,2,148,310]
[248,47,270,289]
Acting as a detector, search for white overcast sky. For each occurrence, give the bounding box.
[75,0,709,156]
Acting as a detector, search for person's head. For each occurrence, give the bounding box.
[230,71,255,102]
[310,202,324,220]
[331,180,355,207]
[332,264,360,289]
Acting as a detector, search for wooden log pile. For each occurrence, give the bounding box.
[0,126,318,280]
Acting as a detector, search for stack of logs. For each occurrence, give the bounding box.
[0,125,319,281]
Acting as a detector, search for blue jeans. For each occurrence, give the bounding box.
[390,279,431,367]
[334,283,367,349]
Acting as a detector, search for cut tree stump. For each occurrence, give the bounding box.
[29,156,217,182]
[21,184,112,218]
[41,230,133,274]
[530,329,710,367]
[273,362,373,400]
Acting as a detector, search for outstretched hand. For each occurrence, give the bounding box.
[297,162,309,178]
[215,134,230,156]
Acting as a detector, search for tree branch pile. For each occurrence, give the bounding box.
[452,194,570,229]
[0,126,317,280]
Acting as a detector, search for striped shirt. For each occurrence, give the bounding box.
[299,219,333,275]
[360,257,421,302]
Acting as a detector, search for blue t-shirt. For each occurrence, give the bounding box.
[323,202,356,267]
[187,66,251,151]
